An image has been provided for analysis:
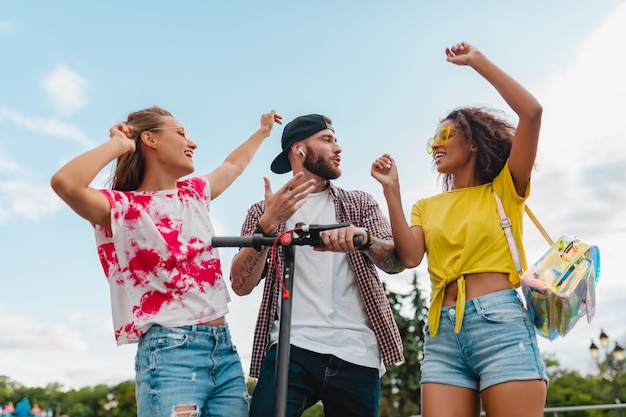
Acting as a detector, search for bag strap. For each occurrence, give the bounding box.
[524,206,554,246]
[492,190,555,274]
[492,190,524,275]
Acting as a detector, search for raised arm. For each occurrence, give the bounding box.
[447,42,542,196]
[370,154,425,268]
[206,111,282,200]
[50,124,135,231]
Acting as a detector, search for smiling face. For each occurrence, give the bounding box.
[145,116,198,178]
[430,120,476,175]
[301,128,342,180]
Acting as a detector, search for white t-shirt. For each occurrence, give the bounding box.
[270,189,381,370]
[95,177,229,345]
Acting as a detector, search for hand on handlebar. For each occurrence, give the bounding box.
[314,224,368,253]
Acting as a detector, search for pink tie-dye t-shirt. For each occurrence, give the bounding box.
[94,176,229,345]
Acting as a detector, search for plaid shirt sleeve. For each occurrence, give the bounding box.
[246,185,405,377]
[334,185,405,368]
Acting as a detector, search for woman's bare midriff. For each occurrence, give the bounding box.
[443,272,514,306]
[201,316,226,327]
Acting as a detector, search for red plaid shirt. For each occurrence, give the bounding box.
[237,182,405,378]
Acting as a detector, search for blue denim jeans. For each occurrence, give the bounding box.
[421,289,548,390]
[249,344,380,417]
[135,324,249,417]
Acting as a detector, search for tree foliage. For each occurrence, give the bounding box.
[0,379,132,417]
[380,271,428,417]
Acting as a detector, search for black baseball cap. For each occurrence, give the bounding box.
[270,114,334,174]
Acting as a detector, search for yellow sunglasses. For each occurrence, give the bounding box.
[426,126,456,154]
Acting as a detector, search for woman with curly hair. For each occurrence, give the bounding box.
[371,42,548,417]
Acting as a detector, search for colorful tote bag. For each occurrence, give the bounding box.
[493,191,601,340]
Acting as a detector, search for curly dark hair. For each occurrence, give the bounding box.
[439,107,515,191]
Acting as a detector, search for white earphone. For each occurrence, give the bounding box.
[298,148,305,157]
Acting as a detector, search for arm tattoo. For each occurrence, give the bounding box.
[363,237,405,273]
[232,249,269,291]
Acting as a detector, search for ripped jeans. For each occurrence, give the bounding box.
[135,324,249,417]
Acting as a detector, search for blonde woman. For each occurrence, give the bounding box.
[51,106,281,417]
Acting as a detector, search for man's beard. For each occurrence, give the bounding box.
[303,152,341,180]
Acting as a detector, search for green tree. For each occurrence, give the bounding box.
[380,271,427,417]
[64,384,110,417]
[112,380,136,417]
[543,355,600,417]
[0,375,22,404]
[43,382,67,417]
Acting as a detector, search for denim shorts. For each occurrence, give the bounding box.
[421,289,548,391]
[135,324,249,417]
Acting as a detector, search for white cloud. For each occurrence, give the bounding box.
[0,106,93,147]
[529,2,626,246]
[534,2,626,171]
[93,317,116,342]
[0,159,20,172]
[42,65,88,115]
[0,308,134,388]
[527,2,626,374]
[0,306,88,351]
[0,347,135,389]
[0,179,64,221]
[0,131,72,223]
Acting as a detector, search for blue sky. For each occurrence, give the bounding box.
[1,1,626,389]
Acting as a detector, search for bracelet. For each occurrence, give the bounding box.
[358,228,372,251]
[253,221,277,237]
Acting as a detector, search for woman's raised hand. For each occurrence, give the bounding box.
[370,153,397,187]
[260,110,283,135]
[109,123,136,154]
[445,42,482,66]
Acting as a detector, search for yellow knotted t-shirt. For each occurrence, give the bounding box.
[410,163,529,337]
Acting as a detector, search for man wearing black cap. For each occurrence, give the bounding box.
[230,114,405,417]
